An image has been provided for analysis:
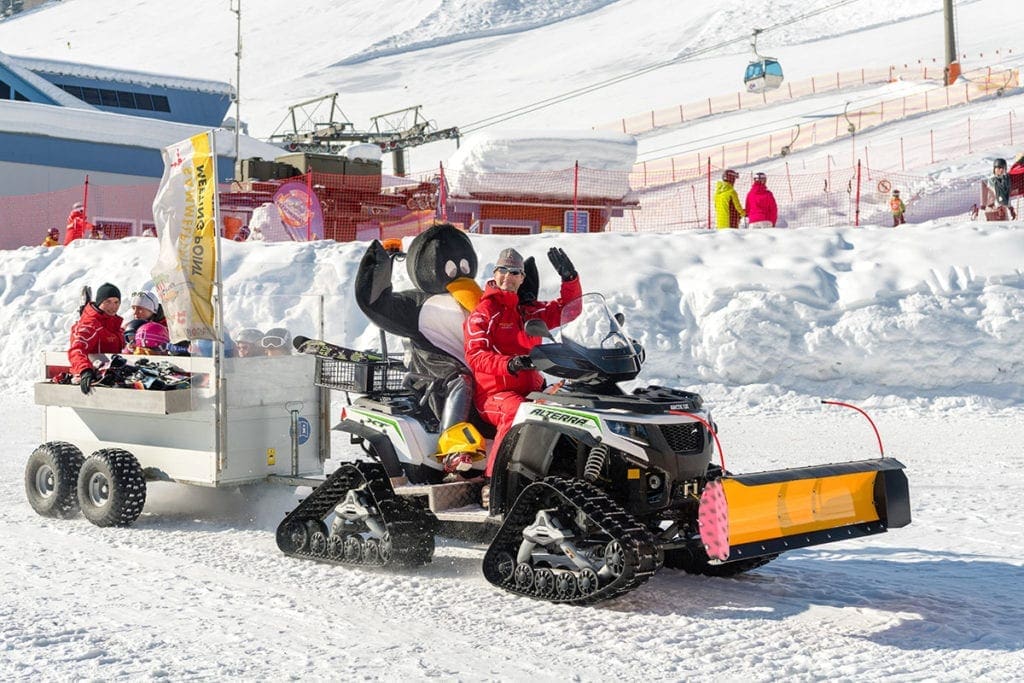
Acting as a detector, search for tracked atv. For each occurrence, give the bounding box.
[278,293,910,605]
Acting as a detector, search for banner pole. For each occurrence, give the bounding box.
[211,131,229,473]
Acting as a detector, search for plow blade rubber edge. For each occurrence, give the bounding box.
[698,458,910,562]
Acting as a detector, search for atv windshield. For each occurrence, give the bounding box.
[557,293,638,353]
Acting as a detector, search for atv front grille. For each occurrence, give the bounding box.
[659,422,705,455]
[315,357,407,395]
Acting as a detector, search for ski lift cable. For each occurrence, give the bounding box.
[459,0,869,134]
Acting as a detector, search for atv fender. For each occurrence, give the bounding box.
[334,418,404,478]
[492,421,600,513]
[698,458,910,562]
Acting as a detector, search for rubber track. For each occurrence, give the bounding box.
[482,477,661,605]
[275,461,437,568]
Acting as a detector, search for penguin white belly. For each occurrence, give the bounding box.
[419,295,468,364]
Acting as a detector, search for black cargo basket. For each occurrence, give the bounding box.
[314,357,407,395]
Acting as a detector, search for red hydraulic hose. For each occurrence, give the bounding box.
[821,399,885,457]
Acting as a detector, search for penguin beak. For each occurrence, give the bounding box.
[447,277,483,312]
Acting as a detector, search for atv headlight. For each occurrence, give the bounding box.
[606,420,650,445]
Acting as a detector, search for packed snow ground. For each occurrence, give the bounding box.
[1,0,1024,680]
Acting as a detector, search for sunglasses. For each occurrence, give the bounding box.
[261,335,287,349]
[495,266,523,276]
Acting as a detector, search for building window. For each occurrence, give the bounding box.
[54,82,172,114]
[80,87,102,105]
[0,80,10,99]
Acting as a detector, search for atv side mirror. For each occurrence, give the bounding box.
[525,318,554,341]
[614,312,625,326]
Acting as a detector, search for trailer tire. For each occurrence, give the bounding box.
[77,449,147,527]
[25,441,84,518]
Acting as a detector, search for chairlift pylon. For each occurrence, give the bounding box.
[744,28,784,93]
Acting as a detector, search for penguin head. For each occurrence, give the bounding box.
[405,223,478,294]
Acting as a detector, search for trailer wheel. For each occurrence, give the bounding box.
[77,449,147,528]
[24,442,84,518]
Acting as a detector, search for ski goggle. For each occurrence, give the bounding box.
[495,266,523,276]
[261,335,287,349]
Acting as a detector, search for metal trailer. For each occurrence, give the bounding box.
[26,350,330,527]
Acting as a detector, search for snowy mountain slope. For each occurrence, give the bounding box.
[0,0,1019,173]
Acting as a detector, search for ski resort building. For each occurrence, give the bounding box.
[0,49,285,248]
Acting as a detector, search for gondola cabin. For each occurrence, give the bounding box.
[744,58,784,93]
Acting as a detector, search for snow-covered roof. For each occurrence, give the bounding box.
[0,49,96,109]
[446,129,638,200]
[0,99,282,159]
[9,53,234,95]
[448,129,637,174]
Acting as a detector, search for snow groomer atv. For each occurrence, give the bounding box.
[278,293,910,605]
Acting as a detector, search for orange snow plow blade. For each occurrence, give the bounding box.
[698,459,910,562]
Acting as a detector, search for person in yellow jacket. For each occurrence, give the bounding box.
[42,227,60,247]
[715,169,745,228]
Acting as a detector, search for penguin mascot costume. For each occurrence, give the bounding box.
[354,223,538,473]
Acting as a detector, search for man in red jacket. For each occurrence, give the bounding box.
[464,246,582,479]
[68,283,124,394]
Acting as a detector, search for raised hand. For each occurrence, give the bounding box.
[547,247,577,282]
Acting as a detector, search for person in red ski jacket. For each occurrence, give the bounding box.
[68,283,124,393]
[63,202,93,246]
[464,246,582,478]
[744,172,779,228]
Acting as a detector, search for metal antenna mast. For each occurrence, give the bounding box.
[230,0,242,168]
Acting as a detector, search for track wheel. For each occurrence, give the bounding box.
[514,562,534,590]
[24,442,84,519]
[577,567,599,597]
[603,540,626,578]
[344,535,364,561]
[534,568,555,597]
[379,534,393,564]
[77,449,146,527]
[363,538,381,563]
[328,533,346,559]
[492,551,516,583]
[279,520,309,553]
[309,530,328,556]
[555,571,577,599]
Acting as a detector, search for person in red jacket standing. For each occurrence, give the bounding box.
[63,202,93,246]
[68,283,124,394]
[464,246,582,482]
[744,172,779,228]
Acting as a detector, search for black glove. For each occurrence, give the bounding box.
[547,247,577,282]
[79,369,95,395]
[517,256,539,306]
[507,355,534,374]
